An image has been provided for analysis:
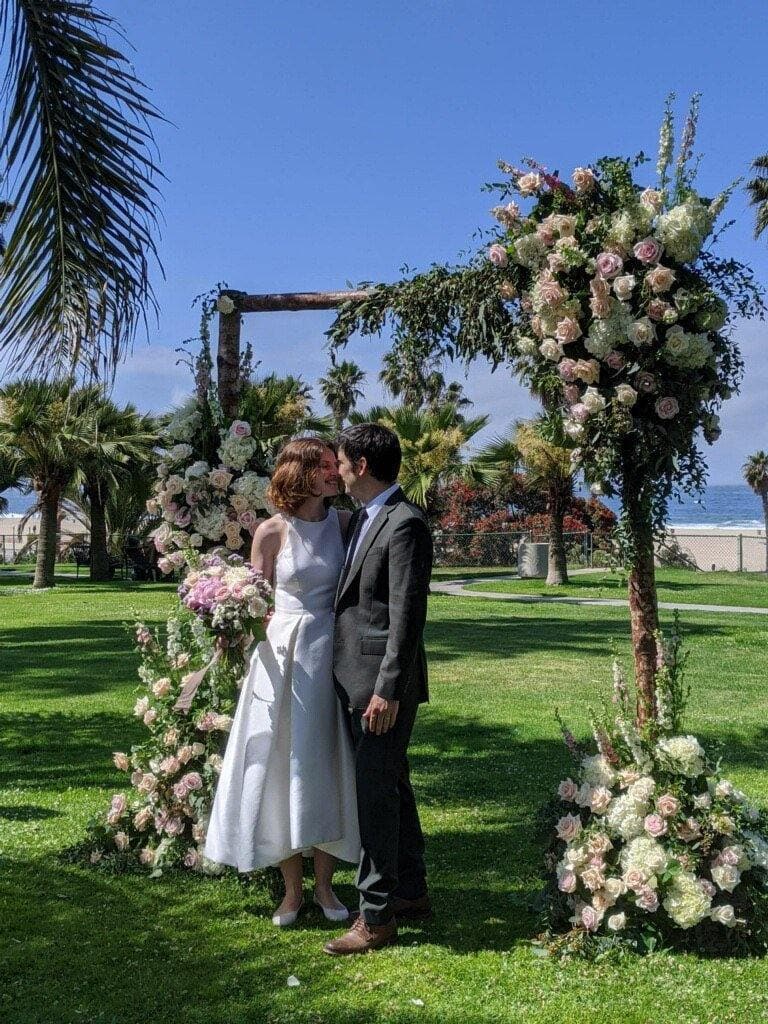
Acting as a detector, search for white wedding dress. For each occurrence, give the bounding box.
[205,508,360,870]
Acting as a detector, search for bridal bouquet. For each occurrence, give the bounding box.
[179,552,272,643]
[545,621,768,955]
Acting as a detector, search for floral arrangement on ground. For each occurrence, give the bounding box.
[542,618,768,956]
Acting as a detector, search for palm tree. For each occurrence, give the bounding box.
[743,451,768,571]
[236,374,331,468]
[483,420,574,585]
[318,360,366,431]
[0,380,97,587]
[0,2,162,377]
[747,155,768,239]
[350,404,491,516]
[75,399,157,580]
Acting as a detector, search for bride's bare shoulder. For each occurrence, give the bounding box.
[253,514,286,547]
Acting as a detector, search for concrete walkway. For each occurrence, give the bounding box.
[431,575,768,616]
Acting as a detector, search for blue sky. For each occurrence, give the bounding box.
[28,1,768,482]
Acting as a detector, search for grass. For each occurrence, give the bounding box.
[2,577,768,1023]
[464,567,768,609]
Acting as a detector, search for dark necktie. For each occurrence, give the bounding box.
[339,508,368,589]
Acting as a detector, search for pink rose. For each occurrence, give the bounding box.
[209,467,233,490]
[238,510,259,532]
[719,847,740,867]
[556,813,582,842]
[590,295,612,319]
[183,848,201,869]
[634,371,657,393]
[596,252,624,279]
[536,223,557,246]
[613,274,636,301]
[563,384,581,405]
[157,557,173,575]
[174,509,192,528]
[677,818,702,843]
[639,188,663,214]
[181,771,203,792]
[133,807,153,831]
[644,813,668,838]
[589,787,613,814]
[571,403,590,424]
[572,167,596,192]
[137,772,158,794]
[139,847,155,865]
[517,171,543,195]
[557,778,578,802]
[700,879,717,899]
[113,752,130,772]
[177,745,194,765]
[644,265,675,293]
[555,317,582,344]
[655,396,680,420]
[152,678,171,699]
[656,793,681,818]
[530,314,544,338]
[143,708,158,727]
[575,359,600,384]
[488,243,508,267]
[581,905,602,932]
[229,420,252,439]
[548,251,567,273]
[114,831,130,852]
[165,816,185,836]
[647,298,672,321]
[633,237,663,264]
[581,867,606,892]
[587,834,613,856]
[605,350,625,371]
[624,869,646,893]
[538,276,564,305]
[160,755,180,776]
[636,887,660,912]
[558,869,577,893]
[557,358,578,382]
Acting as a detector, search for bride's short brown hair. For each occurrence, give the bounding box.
[266,437,338,514]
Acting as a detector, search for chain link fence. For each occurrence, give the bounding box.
[433,530,597,570]
[658,529,768,573]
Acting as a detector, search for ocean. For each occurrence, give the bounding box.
[580,484,765,530]
[2,483,765,530]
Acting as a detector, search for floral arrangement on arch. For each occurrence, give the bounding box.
[545,618,768,954]
[484,95,761,502]
[148,402,271,574]
[84,552,272,875]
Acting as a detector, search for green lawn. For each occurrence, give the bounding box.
[464,567,768,608]
[2,577,768,1023]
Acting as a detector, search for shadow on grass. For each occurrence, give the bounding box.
[0,804,63,821]
[425,601,736,665]
[0,711,144,791]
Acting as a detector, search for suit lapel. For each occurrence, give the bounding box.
[335,488,403,605]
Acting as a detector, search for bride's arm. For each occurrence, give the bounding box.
[249,516,285,588]
[337,509,353,542]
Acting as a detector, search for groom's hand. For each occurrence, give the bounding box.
[362,695,399,735]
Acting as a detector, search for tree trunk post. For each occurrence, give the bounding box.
[622,472,660,727]
[88,478,111,581]
[546,506,569,585]
[217,294,243,421]
[762,494,768,573]
[33,485,61,589]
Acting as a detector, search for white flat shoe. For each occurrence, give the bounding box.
[271,899,304,927]
[313,894,349,922]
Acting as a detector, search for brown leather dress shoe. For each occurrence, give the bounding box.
[323,914,398,955]
[391,894,433,920]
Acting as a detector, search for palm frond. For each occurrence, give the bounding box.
[0,0,163,377]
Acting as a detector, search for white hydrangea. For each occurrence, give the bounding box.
[662,326,714,369]
[742,831,768,871]
[185,460,211,480]
[662,872,712,929]
[192,507,227,541]
[511,233,547,269]
[621,835,669,877]
[627,776,656,807]
[166,443,194,464]
[581,754,617,788]
[231,471,270,504]
[166,402,203,443]
[607,205,653,249]
[655,735,706,778]
[218,434,258,471]
[655,198,714,264]
[606,795,645,840]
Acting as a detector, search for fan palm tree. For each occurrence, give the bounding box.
[743,450,768,571]
[74,398,157,580]
[0,2,162,377]
[483,420,574,585]
[747,155,768,239]
[236,374,331,468]
[350,404,492,516]
[318,360,366,430]
[0,380,99,587]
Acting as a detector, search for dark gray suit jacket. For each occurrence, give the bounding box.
[333,488,432,709]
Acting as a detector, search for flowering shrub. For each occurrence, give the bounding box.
[545,621,768,954]
[83,553,272,875]
[148,405,270,572]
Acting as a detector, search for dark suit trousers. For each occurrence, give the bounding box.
[347,699,427,925]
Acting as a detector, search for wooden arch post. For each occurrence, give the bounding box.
[216,288,371,419]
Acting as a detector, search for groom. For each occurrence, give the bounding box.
[325,423,433,955]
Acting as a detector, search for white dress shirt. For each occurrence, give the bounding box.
[346,482,401,565]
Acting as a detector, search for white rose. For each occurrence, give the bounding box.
[539,339,562,362]
[607,912,627,932]
[581,387,606,414]
[710,904,736,927]
[613,275,636,301]
[626,318,656,347]
[614,384,637,407]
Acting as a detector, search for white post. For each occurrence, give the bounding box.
[737,532,743,573]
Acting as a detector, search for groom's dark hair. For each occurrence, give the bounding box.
[338,423,401,483]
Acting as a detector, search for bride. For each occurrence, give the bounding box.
[205,437,360,925]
